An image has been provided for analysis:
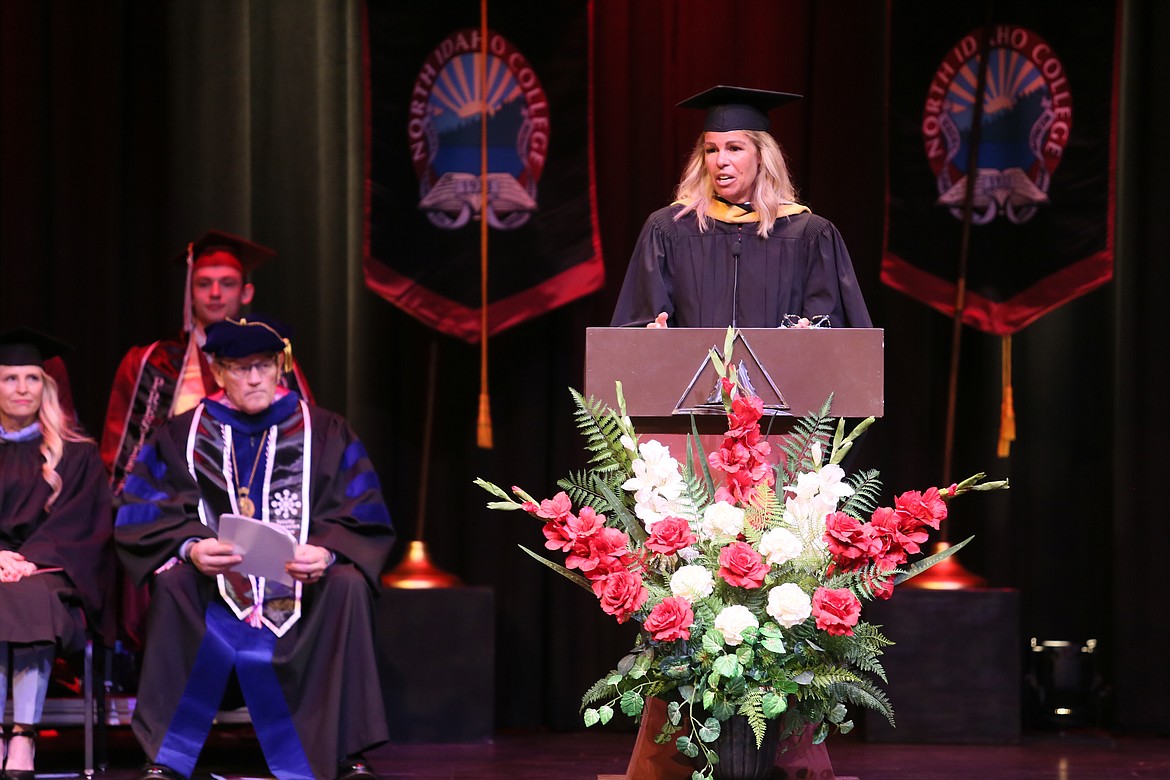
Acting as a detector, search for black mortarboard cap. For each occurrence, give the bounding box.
[178,229,276,274]
[203,315,294,370]
[0,327,71,367]
[677,85,802,132]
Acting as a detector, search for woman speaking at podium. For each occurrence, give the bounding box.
[611,85,872,330]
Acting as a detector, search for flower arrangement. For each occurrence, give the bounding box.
[476,338,1006,778]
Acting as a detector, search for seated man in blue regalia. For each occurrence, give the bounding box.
[115,316,396,780]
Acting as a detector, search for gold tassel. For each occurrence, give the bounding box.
[477,390,494,449]
[475,0,494,451]
[997,335,1016,458]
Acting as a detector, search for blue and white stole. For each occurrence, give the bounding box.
[185,396,312,636]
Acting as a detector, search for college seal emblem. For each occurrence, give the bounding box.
[922,25,1072,225]
[408,28,549,230]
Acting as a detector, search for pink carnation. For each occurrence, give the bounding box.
[894,487,948,531]
[569,526,633,576]
[824,511,880,574]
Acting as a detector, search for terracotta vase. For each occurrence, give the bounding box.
[708,714,782,780]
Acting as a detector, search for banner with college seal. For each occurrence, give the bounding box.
[883,1,1118,335]
[363,1,602,343]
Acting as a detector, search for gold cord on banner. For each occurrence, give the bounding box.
[476,0,494,449]
[997,335,1016,458]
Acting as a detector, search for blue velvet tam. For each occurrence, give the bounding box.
[0,326,70,367]
[203,315,294,369]
[677,85,802,132]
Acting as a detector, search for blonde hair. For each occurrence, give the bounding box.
[674,130,800,238]
[35,370,92,509]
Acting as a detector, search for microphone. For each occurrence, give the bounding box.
[730,239,741,329]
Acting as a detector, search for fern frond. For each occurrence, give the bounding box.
[737,692,769,748]
[825,677,895,726]
[581,674,618,707]
[569,387,632,474]
[837,469,883,518]
[777,396,836,483]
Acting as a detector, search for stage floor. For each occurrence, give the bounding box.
[26,725,1170,780]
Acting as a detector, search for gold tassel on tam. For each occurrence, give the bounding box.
[997,335,1016,458]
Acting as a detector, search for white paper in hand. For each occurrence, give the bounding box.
[218,513,297,587]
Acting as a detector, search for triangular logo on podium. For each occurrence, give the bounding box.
[673,331,790,416]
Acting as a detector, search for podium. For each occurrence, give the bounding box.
[585,327,884,433]
[584,327,882,780]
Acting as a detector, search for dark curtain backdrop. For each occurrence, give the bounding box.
[1,0,1166,735]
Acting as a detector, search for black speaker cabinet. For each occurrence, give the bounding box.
[863,588,1021,744]
[375,586,495,743]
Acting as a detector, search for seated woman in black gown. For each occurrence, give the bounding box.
[0,328,114,780]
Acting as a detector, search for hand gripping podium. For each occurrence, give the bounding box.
[586,327,882,780]
[584,327,884,434]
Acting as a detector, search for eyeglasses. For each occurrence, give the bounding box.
[217,358,280,378]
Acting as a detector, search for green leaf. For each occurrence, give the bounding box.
[894,536,974,585]
[619,690,645,717]
[598,705,614,725]
[762,691,788,717]
[517,546,594,593]
[583,708,600,727]
[698,717,722,743]
[713,653,740,680]
[839,719,855,735]
[667,701,683,726]
[761,637,787,653]
[676,735,699,758]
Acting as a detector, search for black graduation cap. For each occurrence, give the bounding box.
[179,229,276,274]
[0,327,71,367]
[677,85,802,132]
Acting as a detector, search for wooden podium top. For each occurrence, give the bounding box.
[584,327,883,433]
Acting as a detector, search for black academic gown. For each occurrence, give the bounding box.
[611,204,873,329]
[115,393,396,780]
[0,435,115,651]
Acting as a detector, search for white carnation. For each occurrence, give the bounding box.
[714,605,759,646]
[701,501,745,539]
[670,564,715,602]
[758,527,802,566]
[766,582,812,628]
